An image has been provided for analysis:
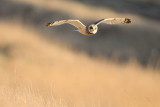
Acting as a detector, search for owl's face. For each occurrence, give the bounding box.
[88,24,98,34]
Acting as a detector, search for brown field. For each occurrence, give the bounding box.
[1,0,160,106]
[0,21,160,107]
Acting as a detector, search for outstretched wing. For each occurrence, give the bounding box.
[95,18,131,25]
[46,19,86,30]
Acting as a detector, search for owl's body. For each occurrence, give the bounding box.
[46,18,131,36]
[77,24,98,36]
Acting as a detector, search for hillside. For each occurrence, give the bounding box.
[0,0,160,107]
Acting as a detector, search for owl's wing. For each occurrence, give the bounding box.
[46,19,86,30]
[95,18,131,25]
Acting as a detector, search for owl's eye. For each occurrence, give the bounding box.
[90,26,93,29]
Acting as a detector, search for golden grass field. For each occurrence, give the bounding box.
[0,21,160,107]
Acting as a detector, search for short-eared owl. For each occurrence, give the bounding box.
[46,18,131,36]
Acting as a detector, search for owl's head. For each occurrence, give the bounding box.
[88,24,98,34]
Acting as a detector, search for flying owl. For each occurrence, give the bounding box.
[46,18,131,36]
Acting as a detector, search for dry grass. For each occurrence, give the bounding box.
[0,21,160,107]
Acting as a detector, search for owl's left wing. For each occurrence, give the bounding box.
[95,18,131,25]
[46,19,86,30]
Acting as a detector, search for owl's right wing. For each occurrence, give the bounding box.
[46,19,86,30]
[95,18,131,25]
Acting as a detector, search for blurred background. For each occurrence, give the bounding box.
[0,0,160,107]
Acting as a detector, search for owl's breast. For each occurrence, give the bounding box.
[78,28,94,36]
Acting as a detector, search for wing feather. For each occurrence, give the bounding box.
[95,18,131,25]
[46,20,86,30]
